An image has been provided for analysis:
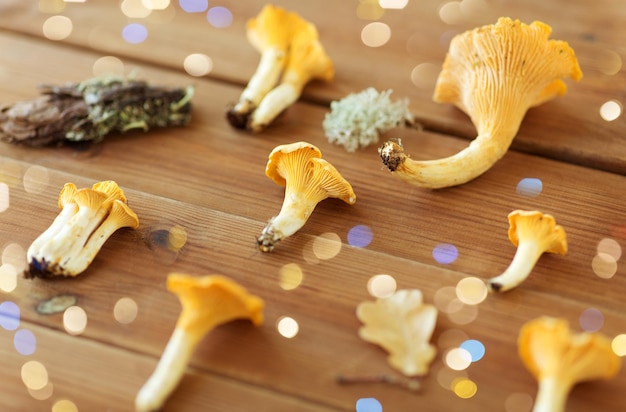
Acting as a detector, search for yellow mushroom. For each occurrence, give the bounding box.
[135,273,264,412]
[518,316,621,412]
[226,4,296,128]
[257,141,356,252]
[248,18,334,132]
[226,5,333,132]
[487,210,567,292]
[25,180,138,278]
[379,17,582,188]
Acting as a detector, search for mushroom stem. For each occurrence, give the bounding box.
[248,81,300,132]
[379,120,518,189]
[532,376,570,412]
[230,48,287,118]
[135,327,199,412]
[257,192,313,252]
[487,241,542,292]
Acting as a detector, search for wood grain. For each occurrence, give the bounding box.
[0,2,625,411]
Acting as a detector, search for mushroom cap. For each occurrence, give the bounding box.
[433,17,582,135]
[507,210,567,254]
[57,182,78,208]
[265,141,323,186]
[246,4,299,54]
[108,199,140,230]
[265,141,356,205]
[167,273,265,335]
[92,180,127,203]
[518,316,621,386]
[282,19,334,85]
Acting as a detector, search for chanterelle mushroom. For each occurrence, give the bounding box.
[226,4,333,132]
[488,210,567,292]
[135,273,264,412]
[25,180,139,278]
[518,316,621,412]
[257,141,356,252]
[379,17,582,188]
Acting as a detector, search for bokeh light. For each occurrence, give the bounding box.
[367,274,397,298]
[63,306,88,335]
[361,22,391,47]
[179,0,208,13]
[52,399,79,412]
[445,347,472,370]
[142,0,170,10]
[433,286,458,313]
[597,49,622,75]
[347,225,373,248]
[122,23,149,44]
[207,6,233,28]
[276,316,299,338]
[28,382,54,400]
[453,377,478,399]
[114,297,139,324]
[39,0,66,14]
[455,277,487,305]
[410,62,440,89]
[312,232,342,260]
[21,360,49,391]
[447,302,478,325]
[438,1,463,25]
[14,329,37,356]
[279,263,304,290]
[42,15,73,41]
[23,165,49,195]
[504,392,534,412]
[120,0,152,18]
[0,264,18,293]
[3,243,26,273]
[612,334,626,357]
[0,301,20,330]
[597,238,622,260]
[516,178,543,197]
[92,56,125,77]
[460,339,485,362]
[0,183,8,212]
[579,307,604,332]
[600,100,622,121]
[433,243,458,264]
[379,0,408,9]
[356,1,384,20]
[436,364,467,390]
[592,253,618,279]
[184,53,213,77]
[356,397,383,412]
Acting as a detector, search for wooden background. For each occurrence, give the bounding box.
[0,1,625,411]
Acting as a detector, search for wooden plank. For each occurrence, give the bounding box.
[0,25,625,412]
[0,320,338,411]
[0,1,625,174]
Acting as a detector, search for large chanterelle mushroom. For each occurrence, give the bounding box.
[379,17,583,189]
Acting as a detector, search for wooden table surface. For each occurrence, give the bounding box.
[1,1,625,411]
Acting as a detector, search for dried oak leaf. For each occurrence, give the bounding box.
[357,289,438,377]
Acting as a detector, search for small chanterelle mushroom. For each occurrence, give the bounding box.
[379,17,583,188]
[226,4,333,132]
[135,273,264,412]
[487,210,567,292]
[518,316,621,412]
[25,181,139,278]
[357,289,438,377]
[257,141,356,252]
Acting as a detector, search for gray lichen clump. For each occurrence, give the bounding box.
[0,75,194,146]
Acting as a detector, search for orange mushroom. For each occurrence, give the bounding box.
[518,316,621,412]
[135,273,264,412]
[488,210,567,292]
[257,141,356,252]
[226,5,333,132]
[379,17,582,188]
[25,180,138,278]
